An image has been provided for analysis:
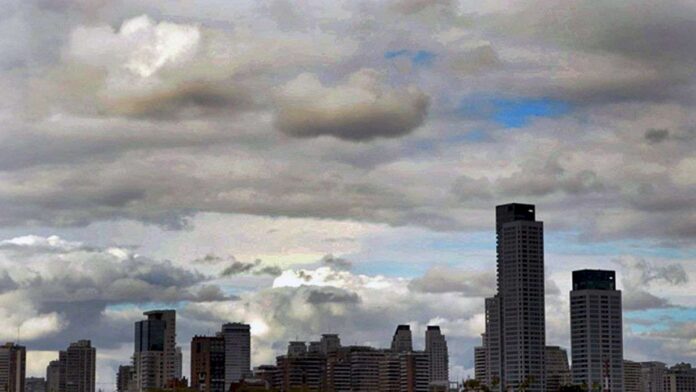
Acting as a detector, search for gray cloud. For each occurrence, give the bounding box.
[321,254,353,271]
[306,287,361,305]
[408,265,495,297]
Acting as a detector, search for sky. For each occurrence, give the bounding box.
[1,0,695,388]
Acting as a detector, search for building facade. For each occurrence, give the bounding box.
[391,325,413,353]
[25,378,46,392]
[482,203,546,392]
[191,336,225,392]
[221,323,251,389]
[624,360,643,392]
[116,365,134,392]
[63,340,96,392]
[570,270,623,392]
[134,310,180,392]
[545,346,570,392]
[45,360,62,392]
[0,343,25,392]
[425,326,449,386]
[642,362,666,392]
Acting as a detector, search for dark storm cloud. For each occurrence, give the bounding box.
[220,259,283,277]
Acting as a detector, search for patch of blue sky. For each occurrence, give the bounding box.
[384,49,436,66]
[107,301,187,312]
[457,95,570,128]
[625,307,696,333]
[546,232,695,260]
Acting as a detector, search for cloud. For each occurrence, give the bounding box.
[614,256,688,310]
[275,69,430,141]
[408,265,495,296]
[321,254,353,270]
[221,258,282,277]
[305,287,361,304]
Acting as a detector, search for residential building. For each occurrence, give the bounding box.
[664,364,696,392]
[190,336,225,392]
[46,360,62,392]
[625,360,643,392]
[642,362,666,392]
[116,365,134,392]
[0,343,25,392]
[134,310,180,392]
[63,340,96,392]
[391,325,413,353]
[25,377,46,392]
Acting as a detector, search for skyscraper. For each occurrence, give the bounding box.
[221,323,251,389]
[134,310,180,392]
[482,203,546,392]
[63,340,96,392]
[391,325,413,353]
[0,342,25,392]
[116,365,134,392]
[191,336,225,392]
[570,270,623,392]
[425,326,449,386]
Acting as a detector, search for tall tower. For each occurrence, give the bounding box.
[570,270,623,392]
[0,342,26,392]
[134,310,180,391]
[484,203,546,392]
[190,336,225,392]
[390,325,413,353]
[221,323,251,389]
[64,340,96,392]
[425,326,449,385]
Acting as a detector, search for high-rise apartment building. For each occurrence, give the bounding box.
[570,270,623,392]
[63,340,96,392]
[0,343,25,392]
[400,351,430,392]
[664,364,696,392]
[116,365,134,392]
[391,325,413,353]
[276,341,325,392]
[221,323,251,389]
[134,310,180,392]
[191,336,225,392]
[425,326,449,385]
[481,203,546,392]
[46,360,62,392]
[625,360,643,392]
[474,345,488,384]
[545,346,571,392]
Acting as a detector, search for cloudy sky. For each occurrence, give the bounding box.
[1,0,695,387]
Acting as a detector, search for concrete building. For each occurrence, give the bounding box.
[63,340,96,392]
[625,360,643,392]
[0,343,25,392]
[474,345,488,384]
[400,351,430,392]
[134,310,180,391]
[425,326,449,386]
[276,342,325,392]
[191,336,225,392]
[26,378,46,392]
[664,364,696,392]
[482,203,546,392]
[391,325,413,353]
[46,360,62,392]
[545,346,570,392]
[221,323,251,389]
[116,365,134,392]
[570,270,623,392]
[641,362,666,392]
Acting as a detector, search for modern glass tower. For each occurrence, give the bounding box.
[484,203,546,392]
[570,270,623,392]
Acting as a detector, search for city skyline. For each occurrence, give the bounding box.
[1,0,695,390]
[1,203,692,389]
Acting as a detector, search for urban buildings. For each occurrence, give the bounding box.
[663,364,696,392]
[642,362,666,392]
[425,326,449,386]
[479,203,546,392]
[391,325,413,353]
[221,323,251,389]
[63,340,96,392]
[0,343,25,392]
[625,360,643,392]
[570,270,623,392]
[45,360,62,392]
[190,336,225,392]
[133,310,181,392]
[545,346,571,392]
[25,377,46,392]
[116,365,134,392]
